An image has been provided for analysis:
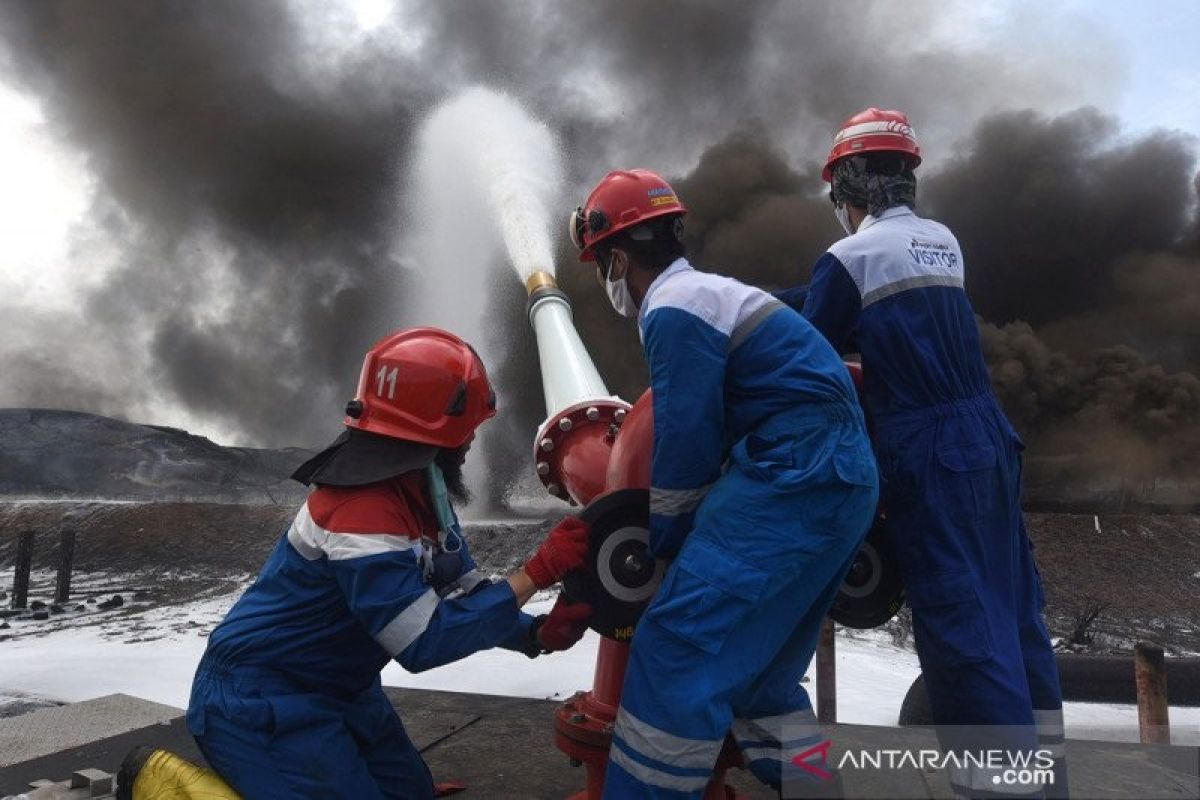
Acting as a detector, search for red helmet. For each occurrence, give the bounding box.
[822,108,921,182]
[569,169,688,262]
[344,328,496,448]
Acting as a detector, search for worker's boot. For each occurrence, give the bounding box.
[116,746,240,800]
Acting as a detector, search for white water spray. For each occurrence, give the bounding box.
[406,87,566,514]
[410,87,564,284]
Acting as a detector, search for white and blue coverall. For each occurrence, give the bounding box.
[778,206,1065,796]
[186,473,535,799]
[603,258,879,798]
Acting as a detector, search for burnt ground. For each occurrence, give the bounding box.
[1028,512,1200,656]
[0,501,1197,655]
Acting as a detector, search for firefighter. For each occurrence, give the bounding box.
[185,328,592,800]
[569,170,878,798]
[777,108,1066,797]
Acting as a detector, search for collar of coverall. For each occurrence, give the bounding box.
[290,428,439,487]
[636,256,692,330]
[855,204,913,234]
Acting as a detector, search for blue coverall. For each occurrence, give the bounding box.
[186,474,535,799]
[603,258,879,799]
[779,206,1065,796]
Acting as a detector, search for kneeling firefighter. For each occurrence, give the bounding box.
[183,328,593,799]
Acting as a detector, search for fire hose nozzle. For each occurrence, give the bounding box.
[525,270,557,296]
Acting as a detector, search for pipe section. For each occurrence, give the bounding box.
[526,272,628,503]
[526,277,610,417]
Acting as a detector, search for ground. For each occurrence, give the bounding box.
[1,500,1198,746]
[1030,512,1200,655]
[2,502,1196,655]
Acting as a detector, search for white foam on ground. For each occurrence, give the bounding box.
[1,590,1197,743]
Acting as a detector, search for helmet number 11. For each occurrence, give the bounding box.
[375,365,398,400]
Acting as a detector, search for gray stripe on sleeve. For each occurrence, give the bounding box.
[649,483,714,517]
[374,588,440,656]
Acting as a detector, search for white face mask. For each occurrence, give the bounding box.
[605,274,638,318]
[834,203,855,236]
[599,253,639,318]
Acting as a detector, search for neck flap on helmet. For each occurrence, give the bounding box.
[830,154,917,217]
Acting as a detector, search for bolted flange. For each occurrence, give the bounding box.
[531,398,631,503]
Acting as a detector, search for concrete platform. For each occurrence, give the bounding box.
[0,688,1196,798]
[0,694,180,769]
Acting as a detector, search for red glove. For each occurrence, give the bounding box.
[535,597,593,652]
[523,516,590,589]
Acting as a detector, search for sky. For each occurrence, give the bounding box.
[0,0,1196,506]
[1081,0,1200,139]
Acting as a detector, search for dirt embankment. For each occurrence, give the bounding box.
[1026,512,1200,655]
[0,501,552,585]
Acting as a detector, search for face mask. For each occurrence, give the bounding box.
[605,274,638,318]
[598,252,638,318]
[834,203,855,236]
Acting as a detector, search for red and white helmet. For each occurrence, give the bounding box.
[344,328,496,448]
[569,169,688,262]
[822,108,921,182]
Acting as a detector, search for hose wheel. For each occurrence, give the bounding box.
[561,488,663,641]
[829,515,906,629]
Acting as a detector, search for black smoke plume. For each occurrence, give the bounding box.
[0,2,1193,509]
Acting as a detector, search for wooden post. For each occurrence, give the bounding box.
[12,530,34,609]
[816,617,837,725]
[55,530,76,604]
[1134,642,1170,745]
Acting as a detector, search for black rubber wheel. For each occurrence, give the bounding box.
[561,488,663,642]
[829,515,906,629]
[898,673,934,726]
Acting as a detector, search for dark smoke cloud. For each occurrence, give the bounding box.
[920,108,1196,328]
[981,322,1200,508]
[0,1,423,446]
[914,112,1200,501]
[0,1,1192,508]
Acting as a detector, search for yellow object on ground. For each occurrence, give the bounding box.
[116,746,241,800]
